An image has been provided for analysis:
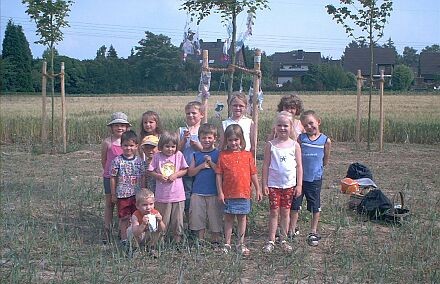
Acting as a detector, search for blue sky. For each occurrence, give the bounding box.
[1,0,439,60]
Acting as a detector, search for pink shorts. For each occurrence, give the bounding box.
[117,196,136,218]
[268,187,295,209]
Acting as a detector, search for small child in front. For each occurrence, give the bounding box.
[290,110,331,246]
[262,112,303,253]
[127,188,165,256]
[187,123,222,244]
[216,124,262,255]
[110,130,146,247]
[148,131,188,244]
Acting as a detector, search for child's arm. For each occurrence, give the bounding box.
[294,141,303,197]
[251,173,262,202]
[131,214,148,237]
[154,211,166,232]
[148,170,168,183]
[323,138,332,167]
[188,155,215,176]
[189,139,203,151]
[216,173,225,204]
[261,142,271,196]
[110,176,117,203]
[177,131,187,152]
[100,138,109,169]
[168,167,188,182]
[249,121,256,156]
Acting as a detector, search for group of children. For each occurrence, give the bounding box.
[101,93,331,256]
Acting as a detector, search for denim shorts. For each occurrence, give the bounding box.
[224,198,251,215]
[291,179,322,213]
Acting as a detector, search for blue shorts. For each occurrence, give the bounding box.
[224,198,251,215]
[183,175,194,211]
[291,180,322,213]
[103,177,111,194]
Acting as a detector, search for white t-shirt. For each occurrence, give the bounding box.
[267,140,297,188]
[222,116,252,151]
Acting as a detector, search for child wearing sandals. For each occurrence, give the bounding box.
[289,110,331,246]
[101,112,130,244]
[216,124,262,255]
[262,112,303,253]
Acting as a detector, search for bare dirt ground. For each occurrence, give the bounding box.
[1,141,439,283]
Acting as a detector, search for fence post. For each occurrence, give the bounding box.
[252,49,261,161]
[356,69,362,149]
[61,62,67,153]
[41,61,48,153]
[379,69,385,151]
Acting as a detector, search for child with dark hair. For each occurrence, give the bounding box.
[148,131,188,244]
[267,93,304,141]
[110,130,146,247]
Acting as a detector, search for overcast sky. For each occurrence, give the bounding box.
[1,0,439,60]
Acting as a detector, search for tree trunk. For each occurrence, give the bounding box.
[50,44,56,154]
[367,4,374,151]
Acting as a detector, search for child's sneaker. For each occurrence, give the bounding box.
[307,233,321,247]
[237,244,250,256]
[222,244,232,254]
[280,240,293,252]
[262,241,275,253]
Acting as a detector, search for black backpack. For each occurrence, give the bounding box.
[347,162,373,180]
[357,189,392,220]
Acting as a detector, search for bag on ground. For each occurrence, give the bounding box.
[357,189,392,220]
[346,162,374,180]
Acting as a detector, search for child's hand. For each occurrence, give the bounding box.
[263,186,269,196]
[218,192,225,204]
[167,173,177,182]
[158,174,168,183]
[155,212,162,222]
[294,186,302,198]
[255,191,263,202]
[183,130,191,140]
[142,215,150,225]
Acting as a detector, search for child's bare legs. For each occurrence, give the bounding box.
[236,214,247,245]
[268,209,279,242]
[279,208,290,241]
[289,210,299,235]
[197,229,206,240]
[311,212,320,234]
[104,194,114,232]
[211,232,221,243]
[119,216,130,241]
[224,213,234,245]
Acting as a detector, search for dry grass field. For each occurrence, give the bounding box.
[1,92,440,283]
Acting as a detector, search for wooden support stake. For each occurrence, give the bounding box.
[202,50,209,123]
[252,49,262,161]
[41,61,48,153]
[61,62,67,153]
[356,69,362,149]
[379,69,385,151]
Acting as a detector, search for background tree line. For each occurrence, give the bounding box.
[1,20,438,94]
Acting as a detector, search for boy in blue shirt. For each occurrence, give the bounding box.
[187,123,222,244]
[290,110,331,246]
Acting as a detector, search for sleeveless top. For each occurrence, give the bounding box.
[299,133,328,182]
[222,116,252,151]
[268,140,297,188]
[103,139,122,178]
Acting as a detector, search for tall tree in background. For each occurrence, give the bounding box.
[326,0,393,150]
[181,0,269,105]
[95,45,107,60]
[400,46,419,71]
[107,45,118,59]
[22,0,74,151]
[1,20,33,92]
[422,44,440,53]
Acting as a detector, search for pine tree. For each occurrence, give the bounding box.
[1,20,33,92]
[107,45,118,59]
